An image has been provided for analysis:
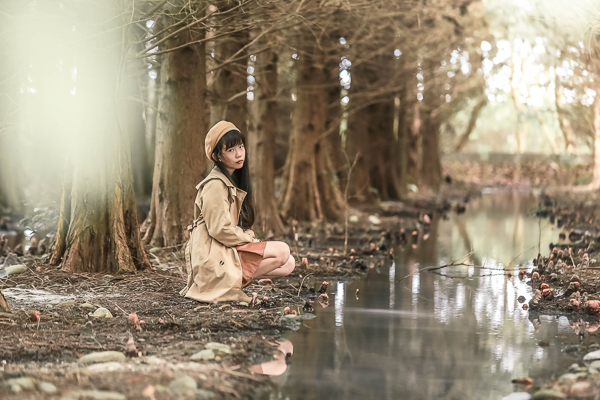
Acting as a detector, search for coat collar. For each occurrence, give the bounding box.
[196,167,247,196]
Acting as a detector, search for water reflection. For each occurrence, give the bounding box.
[250,340,293,376]
[274,191,579,400]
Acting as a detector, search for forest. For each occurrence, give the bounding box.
[3,0,600,399]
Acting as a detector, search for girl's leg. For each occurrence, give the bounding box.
[252,242,295,279]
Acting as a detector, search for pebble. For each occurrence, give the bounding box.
[557,373,577,384]
[191,349,215,361]
[5,264,27,276]
[589,360,600,373]
[83,362,126,374]
[501,393,531,400]
[60,390,126,399]
[58,300,77,308]
[38,382,57,393]
[149,248,161,254]
[78,351,126,365]
[531,390,566,399]
[5,377,35,391]
[205,342,231,354]
[80,303,96,309]
[583,350,600,363]
[91,307,113,318]
[169,375,197,395]
[368,215,381,225]
[239,301,249,306]
[567,363,580,373]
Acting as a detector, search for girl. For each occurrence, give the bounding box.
[180,121,295,303]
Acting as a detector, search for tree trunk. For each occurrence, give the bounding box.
[420,62,442,190]
[407,101,421,185]
[453,97,487,152]
[50,1,150,273]
[142,17,208,247]
[554,81,576,153]
[209,1,248,132]
[247,43,285,234]
[279,34,344,221]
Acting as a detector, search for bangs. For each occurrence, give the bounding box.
[220,130,245,150]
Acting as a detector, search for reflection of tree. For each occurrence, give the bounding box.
[276,193,563,399]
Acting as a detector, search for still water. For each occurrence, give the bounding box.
[270,191,581,400]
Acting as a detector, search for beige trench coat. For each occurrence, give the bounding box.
[180,167,258,303]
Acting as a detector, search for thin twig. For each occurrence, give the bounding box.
[297,273,314,296]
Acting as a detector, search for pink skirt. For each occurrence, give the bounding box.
[237,242,267,287]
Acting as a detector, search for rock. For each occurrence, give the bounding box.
[191,349,215,361]
[557,373,578,384]
[531,390,566,400]
[589,360,600,373]
[5,264,27,276]
[141,356,167,365]
[368,215,381,225]
[204,342,231,354]
[5,377,35,391]
[568,363,581,373]
[349,215,359,223]
[38,382,57,393]
[238,301,249,307]
[82,362,126,374]
[58,300,77,308]
[169,375,197,395]
[502,393,531,400]
[61,390,126,399]
[583,350,600,363]
[91,307,113,318]
[78,351,126,365]
[80,303,96,309]
[102,275,114,279]
[149,247,161,254]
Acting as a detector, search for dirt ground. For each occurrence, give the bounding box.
[1,192,464,399]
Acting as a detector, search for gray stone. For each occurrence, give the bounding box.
[568,363,581,373]
[531,390,566,400]
[205,342,231,354]
[557,373,578,384]
[5,264,27,276]
[583,350,600,363]
[169,375,197,394]
[91,307,113,318]
[82,362,126,374]
[5,377,35,391]
[191,349,215,361]
[78,351,125,365]
[38,382,57,393]
[501,393,531,400]
[60,390,126,400]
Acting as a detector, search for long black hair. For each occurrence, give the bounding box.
[211,130,255,230]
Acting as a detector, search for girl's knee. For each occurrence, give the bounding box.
[284,255,295,274]
[277,242,291,265]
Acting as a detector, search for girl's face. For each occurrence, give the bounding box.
[217,142,245,172]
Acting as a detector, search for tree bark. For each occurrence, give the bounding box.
[247,42,285,234]
[279,33,344,221]
[142,16,208,247]
[209,1,248,132]
[554,80,576,153]
[50,1,150,273]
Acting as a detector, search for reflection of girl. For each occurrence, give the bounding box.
[249,339,294,376]
[180,121,295,303]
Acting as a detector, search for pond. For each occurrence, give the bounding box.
[268,190,580,400]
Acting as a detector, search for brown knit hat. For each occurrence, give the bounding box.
[205,120,240,160]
